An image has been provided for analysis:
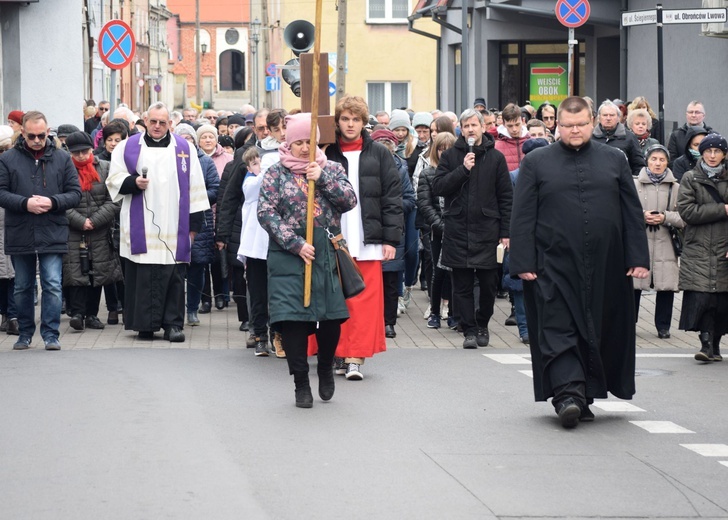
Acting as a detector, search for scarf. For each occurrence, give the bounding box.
[701,161,724,179]
[72,155,100,191]
[278,141,327,175]
[394,140,407,159]
[645,167,667,185]
[634,131,650,148]
[339,136,363,152]
[689,149,701,160]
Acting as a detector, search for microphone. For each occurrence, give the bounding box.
[467,137,475,154]
[141,167,148,179]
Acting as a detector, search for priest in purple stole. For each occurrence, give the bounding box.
[106,102,210,342]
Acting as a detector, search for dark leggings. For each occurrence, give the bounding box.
[280,320,341,376]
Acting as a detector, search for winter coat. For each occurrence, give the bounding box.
[494,125,530,172]
[0,208,14,279]
[325,131,404,247]
[0,136,82,255]
[592,122,646,176]
[216,158,245,269]
[632,168,684,291]
[190,148,219,265]
[383,155,415,273]
[430,133,513,269]
[416,166,443,237]
[257,160,357,324]
[672,126,710,182]
[636,136,659,157]
[677,162,728,293]
[63,158,122,287]
[238,172,269,261]
[668,122,713,168]
[207,143,233,176]
[259,136,281,174]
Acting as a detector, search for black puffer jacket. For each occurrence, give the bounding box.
[431,133,512,269]
[416,165,443,237]
[672,126,710,182]
[592,122,645,176]
[215,158,245,268]
[63,158,122,287]
[668,122,713,168]
[0,137,81,254]
[325,131,403,247]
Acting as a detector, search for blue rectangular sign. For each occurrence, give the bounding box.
[265,76,281,92]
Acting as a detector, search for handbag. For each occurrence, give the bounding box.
[325,227,366,299]
[665,184,682,258]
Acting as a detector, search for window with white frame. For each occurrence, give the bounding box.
[367,82,410,114]
[367,0,410,23]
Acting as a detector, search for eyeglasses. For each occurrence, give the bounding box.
[148,119,168,127]
[26,133,47,141]
[542,116,555,121]
[71,150,91,157]
[98,107,109,112]
[687,110,705,115]
[558,121,591,130]
[704,148,725,155]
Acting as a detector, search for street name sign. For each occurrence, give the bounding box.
[663,8,727,24]
[99,20,136,70]
[622,9,657,26]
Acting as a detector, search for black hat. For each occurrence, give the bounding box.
[522,138,549,155]
[698,133,728,155]
[218,135,234,148]
[227,114,246,126]
[473,98,486,109]
[65,131,94,153]
[57,124,81,138]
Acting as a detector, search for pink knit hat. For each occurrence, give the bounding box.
[285,113,319,144]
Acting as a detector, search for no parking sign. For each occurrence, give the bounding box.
[99,20,136,70]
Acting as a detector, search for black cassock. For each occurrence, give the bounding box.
[510,140,649,401]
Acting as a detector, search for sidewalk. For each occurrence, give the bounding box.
[0,285,698,352]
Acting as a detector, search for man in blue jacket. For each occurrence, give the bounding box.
[0,111,81,350]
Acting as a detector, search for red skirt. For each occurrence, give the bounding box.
[308,260,386,358]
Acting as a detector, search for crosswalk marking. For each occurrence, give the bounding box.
[636,353,694,358]
[719,461,728,468]
[631,421,694,434]
[518,370,533,378]
[483,353,531,364]
[681,444,728,457]
[592,402,645,412]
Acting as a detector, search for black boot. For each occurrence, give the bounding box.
[505,305,517,326]
[695,331,713,362]
[317,359,335,401]
[294,373,313,408]
[713,335,723,362]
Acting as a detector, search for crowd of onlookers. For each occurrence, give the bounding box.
[0,93,725,372]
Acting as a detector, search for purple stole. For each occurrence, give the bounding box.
[123,133,192,262]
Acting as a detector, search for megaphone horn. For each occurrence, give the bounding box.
[283,20,315,56]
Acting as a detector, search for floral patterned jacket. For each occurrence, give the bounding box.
[257,160,358,255]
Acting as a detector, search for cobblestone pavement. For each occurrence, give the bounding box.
[0,284,699,353]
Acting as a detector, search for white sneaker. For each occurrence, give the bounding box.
[423,304,431,320]
[397,298,407,315]
[345,363,363,380]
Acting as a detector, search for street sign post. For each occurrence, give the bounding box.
[555,0,590,96]
[98,20,136,117]
[663,8,727,24]
[266,62,277,77]
[621,9,657,26]
[265,76,281,92]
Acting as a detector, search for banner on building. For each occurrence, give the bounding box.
[529,63,568,107]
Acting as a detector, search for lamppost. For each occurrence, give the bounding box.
[250,18,261,109]
[195,0,201,107]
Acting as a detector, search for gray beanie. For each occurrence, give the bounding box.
[412,112,433,129]
[0,125,14,150]
[388,109,411,131]
[196,124,218,142]
[174,123,198,145]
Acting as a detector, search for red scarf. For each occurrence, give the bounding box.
[339,136,363,152]
[72,155,100,192]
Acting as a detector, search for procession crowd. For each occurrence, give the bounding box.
[1,92,726,418]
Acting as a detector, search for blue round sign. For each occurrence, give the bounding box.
[555,0,591,28]
[99,20,136,70]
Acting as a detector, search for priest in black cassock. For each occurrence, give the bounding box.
[510,96,650,429]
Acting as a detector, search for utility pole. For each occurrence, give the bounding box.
[195,0,201,107]
[335,0,347,103]
[262,0,272,108]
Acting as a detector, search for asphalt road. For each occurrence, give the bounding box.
[2,345,727,519]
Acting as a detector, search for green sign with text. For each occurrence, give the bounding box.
[529,63,568,107]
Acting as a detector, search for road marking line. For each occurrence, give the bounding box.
[483,353,531,364]
[681,444,728,457]
[518,370,533,378]
[630,421,694,434]
[719,461,728,468]
[592,402,645,412]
